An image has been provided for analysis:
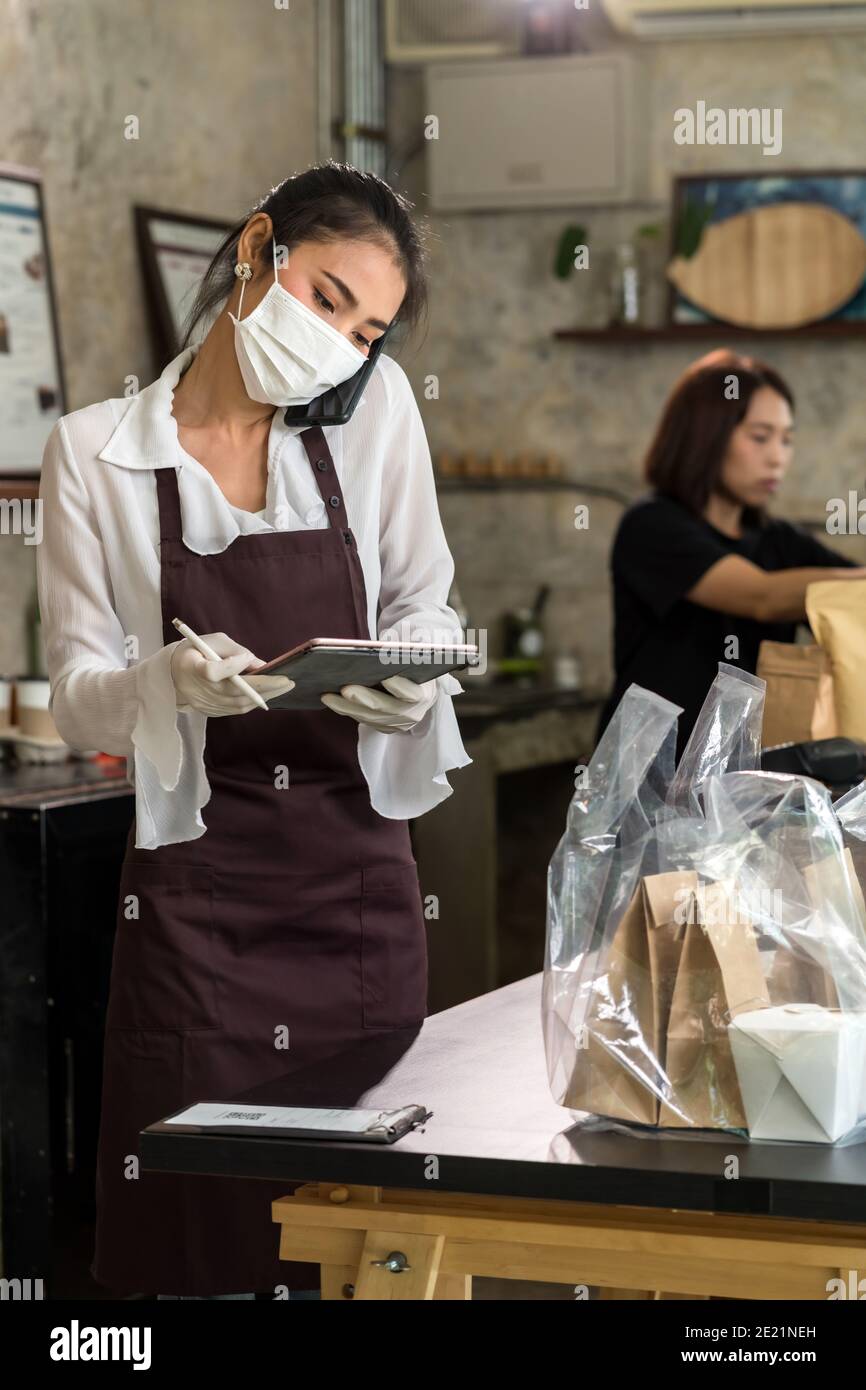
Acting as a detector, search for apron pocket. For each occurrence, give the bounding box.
[361,863,428,1030]
[107,863,220,1031]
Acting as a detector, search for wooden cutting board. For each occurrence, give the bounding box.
[667,202,866,329]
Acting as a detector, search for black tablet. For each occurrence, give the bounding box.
[254,638,479,710]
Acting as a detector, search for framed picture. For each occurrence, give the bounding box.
[135,206,231,364]
[669,169,866,326]
[0,163,66,476]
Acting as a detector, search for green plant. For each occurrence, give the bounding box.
[553,224,588,279]
[674,198,714,260]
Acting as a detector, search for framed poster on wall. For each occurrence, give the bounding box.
[134,206,231,365]
[668,169,866,328]
[0,164,66,476]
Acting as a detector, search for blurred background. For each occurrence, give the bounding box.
[1,0,866,1296]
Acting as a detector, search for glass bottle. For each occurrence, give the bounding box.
[609,242,640,326]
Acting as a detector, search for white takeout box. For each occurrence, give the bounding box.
[729,1003,866,1143]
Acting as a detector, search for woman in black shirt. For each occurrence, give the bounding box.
[598,349,865,758]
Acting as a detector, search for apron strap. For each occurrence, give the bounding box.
[155,431,352,543]
[155,466,184,542]
[299,427,351,534]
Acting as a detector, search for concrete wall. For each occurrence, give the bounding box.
[0,0,319,670]
[3,9,865,690]
[388,34,866,692]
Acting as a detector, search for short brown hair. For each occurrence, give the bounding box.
[643,349,795,520]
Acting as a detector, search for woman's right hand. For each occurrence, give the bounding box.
[170,631,293,716]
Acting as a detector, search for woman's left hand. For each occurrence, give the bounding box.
[321,675,439,733]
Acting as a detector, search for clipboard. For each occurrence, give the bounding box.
[160,1101,431,1144]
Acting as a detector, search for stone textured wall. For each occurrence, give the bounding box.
[4,13,865,689]
[388,35,866,693]
[0,0,318,671]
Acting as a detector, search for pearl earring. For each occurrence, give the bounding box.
[234,262,253,281]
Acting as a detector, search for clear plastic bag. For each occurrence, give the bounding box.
[542,683,680,1113]
[543,664,866,1145]
[835,777,866,913]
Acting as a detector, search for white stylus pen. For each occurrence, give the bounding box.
[171,618,269,713]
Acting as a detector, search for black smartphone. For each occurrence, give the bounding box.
[282,323,394,428]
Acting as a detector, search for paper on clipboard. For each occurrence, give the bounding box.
[165,1103,386,1133]
[162,1101,430,1142]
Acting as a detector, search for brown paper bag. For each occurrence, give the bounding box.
[843,836,866,920]
[771,845,866,1009]
[806,580,866,742]
[660,881,770,1129]
[756,641,837,748]
[768,948,839,1009]
[564,871,694,1123]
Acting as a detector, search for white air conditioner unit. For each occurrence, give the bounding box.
[602,0,866,37]
[427,53,647,211]
[385,0,522,63]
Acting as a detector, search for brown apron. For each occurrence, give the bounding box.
[91,427,428,1296]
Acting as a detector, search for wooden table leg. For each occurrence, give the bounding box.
[434,1273,472,1300]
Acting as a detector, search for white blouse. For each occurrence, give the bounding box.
[36,344,472,849]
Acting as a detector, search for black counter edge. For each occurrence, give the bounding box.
[139,1131,866,1224]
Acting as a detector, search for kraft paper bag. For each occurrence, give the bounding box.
[756,640,837,748]
[843,836,866,921]
[806,580,866,743]
[771,845,866,1010]
[564,871,694,1123]
[766,846,842,1011]
[660,881,771,1129]
[769,946,839,1011]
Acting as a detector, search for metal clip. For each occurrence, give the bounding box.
[370,1251,411,1273]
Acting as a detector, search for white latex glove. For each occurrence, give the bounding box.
[320,675,439,733]
[170,631,293,716]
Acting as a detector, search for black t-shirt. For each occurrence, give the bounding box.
[597,493,856,759]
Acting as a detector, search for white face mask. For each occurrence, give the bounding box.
[228,239,367,406]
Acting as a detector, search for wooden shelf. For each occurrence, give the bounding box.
[555,322,866,343]
[0,477,39,501]
[435,475,830,531]
[435,476,631,505]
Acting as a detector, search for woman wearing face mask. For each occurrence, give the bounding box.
[37,163,471,1300]
[596,349,866,760]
